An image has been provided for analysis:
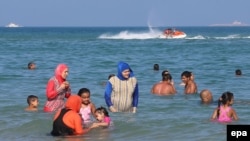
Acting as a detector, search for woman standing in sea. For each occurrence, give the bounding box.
[44,64,72,112]
[104,61,139,113]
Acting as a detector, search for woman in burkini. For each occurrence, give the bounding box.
[51,95,91,136]
[44,64,72,112]
[211,91,238,122]
[77,88,96,127]
[104,61,139,113]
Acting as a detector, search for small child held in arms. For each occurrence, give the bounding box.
[211,91,238,122]
[91,106,111,128]
[77,88,96,127]
[25,95,39,112]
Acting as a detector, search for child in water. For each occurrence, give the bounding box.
[211,91,238,122]
[77,88,96,127]
[91,106,111,128]
[25,95,39,111]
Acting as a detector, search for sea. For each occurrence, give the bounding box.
[0,26,250,141]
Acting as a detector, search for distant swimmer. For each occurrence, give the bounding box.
[235,69,242,76]
[28,61,36,70]
[153,64,159,71]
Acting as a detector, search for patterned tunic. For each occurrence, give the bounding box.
[108,76,137,112]
[44,76,71,112]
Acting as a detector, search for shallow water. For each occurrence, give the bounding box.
[0,26,250,141]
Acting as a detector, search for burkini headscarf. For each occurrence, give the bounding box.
[117,61,134,80]
[54,64,68,84]
[65,95,82,113]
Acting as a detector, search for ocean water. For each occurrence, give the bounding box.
[0,26,250,141]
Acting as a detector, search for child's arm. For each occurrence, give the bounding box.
[211,108,218,120]
[90,103,96,116]
[230,108,238,120]
[91,122,109,128]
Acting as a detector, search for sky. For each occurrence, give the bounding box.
[1,0,250,27]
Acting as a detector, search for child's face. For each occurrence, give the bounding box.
[95,111,105,122]
[31,99,39,107]
[80,93,90,105]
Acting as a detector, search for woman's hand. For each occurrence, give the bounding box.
[109,106,117,112]
[60,81,69,89]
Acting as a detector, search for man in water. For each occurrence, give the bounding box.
[151,71,176,95]
[181,71,197,94]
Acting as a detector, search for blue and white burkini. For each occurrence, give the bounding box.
[104,62,139,112]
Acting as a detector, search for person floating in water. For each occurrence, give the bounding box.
[153,64,159,71]
[25,95,39,112]
[235,69,242,76]
[90,106,111,128]
[211,91,238,122]
[28,61,36,70]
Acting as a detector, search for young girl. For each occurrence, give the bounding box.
[77,88,96,127]
[211,91,238,122]
[91,106,111,128]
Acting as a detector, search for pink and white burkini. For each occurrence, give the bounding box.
[44,64,71,112]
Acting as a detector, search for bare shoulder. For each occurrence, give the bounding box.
[90,102,96,107]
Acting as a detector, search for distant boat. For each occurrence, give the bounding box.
[160,28,187,39]
[5,22,21,28]
[210,20,249,26]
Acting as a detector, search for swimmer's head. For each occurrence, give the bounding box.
[108,74,115,80]
[28,62,36,70]
[200,89,213,104]
[27,95,39,107]
[153,64,159,71]
[235,69,242,76]
[162,70,169,76]
[162,73,172,81]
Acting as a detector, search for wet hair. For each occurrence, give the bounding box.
[153,64,159,71]
[108,74,115,80]
[235,69,242,76]
[216,91,234,118]
[28,62,35,69]
[161,70,169,76]
[95,106,109,117]
[181,71,192,78]
[77,88,90,96]
[27,95,38,105]
[162,73,172,81]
